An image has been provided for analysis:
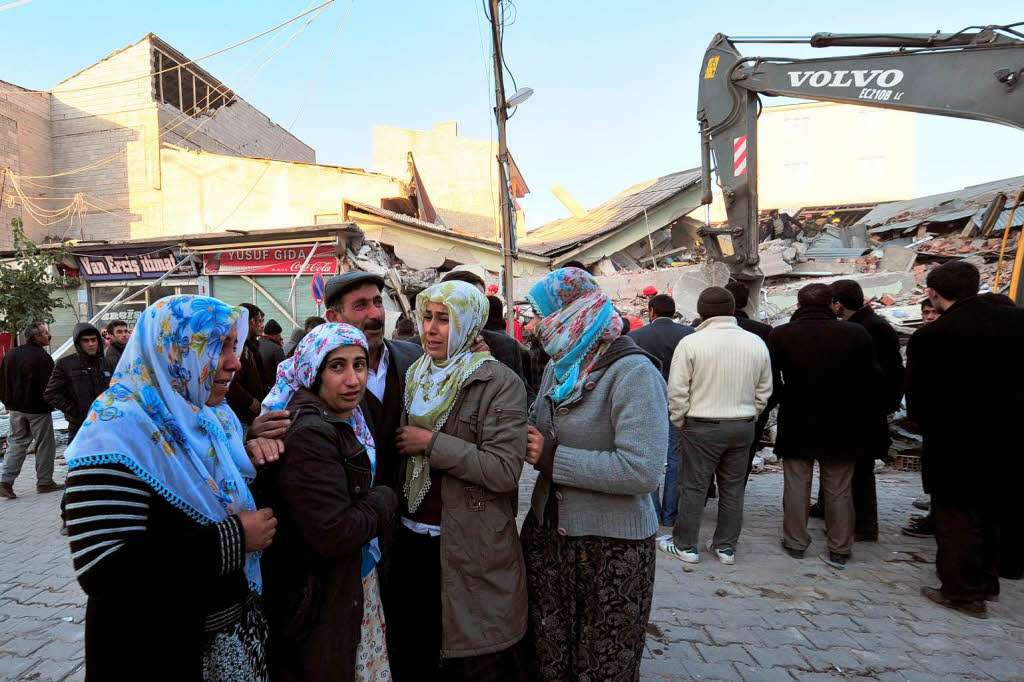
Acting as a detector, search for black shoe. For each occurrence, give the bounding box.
[855,532,878,542]
[808,503,824,519]
[781,540,804,559]
[985,593,999,603]
[0,482,15,499]
[36,482,65,493]
[921,586,988,619]
[59,523,68,537]
[901,515,935,538]
[913,497,931,511]
[820,552,848,570]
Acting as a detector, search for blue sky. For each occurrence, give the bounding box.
[2,0,1022,229]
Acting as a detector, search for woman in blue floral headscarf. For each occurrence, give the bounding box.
[64,295,278,681]
[258,323,398,682]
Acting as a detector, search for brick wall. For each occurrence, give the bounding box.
[0,80,53,248]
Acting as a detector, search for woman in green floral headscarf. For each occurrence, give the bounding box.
[390,280,530,682]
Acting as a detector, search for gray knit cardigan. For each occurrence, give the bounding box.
[527,349,667,540]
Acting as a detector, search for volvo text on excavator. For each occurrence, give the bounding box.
[696,23,1024,306]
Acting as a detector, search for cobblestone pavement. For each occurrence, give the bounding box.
[2,451,1021,681]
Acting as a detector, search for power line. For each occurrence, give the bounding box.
[0,0,335,96]
[208,0,356,233]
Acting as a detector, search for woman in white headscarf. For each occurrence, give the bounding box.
[387,280,529,682]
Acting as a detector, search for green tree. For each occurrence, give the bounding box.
[0,218,73,337]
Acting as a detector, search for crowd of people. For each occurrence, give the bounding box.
[0,258,1021,680]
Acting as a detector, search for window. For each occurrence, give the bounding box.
[153,48,234,117]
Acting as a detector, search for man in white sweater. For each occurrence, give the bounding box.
[660,287,772,565]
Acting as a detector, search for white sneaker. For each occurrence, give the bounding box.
[658,537,699,563]
[706,540,736,565]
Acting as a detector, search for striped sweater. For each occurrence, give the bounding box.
[65,463,247,629]
[667,315,773,423]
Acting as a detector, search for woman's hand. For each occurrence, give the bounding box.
[248,410,291,440]
[396,426,434,456]
[246,437,283,467]
[238,508,277,552]
[526,425,545,465]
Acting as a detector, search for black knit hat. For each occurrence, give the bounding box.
[697,286,735,320]
[264,319,283,336]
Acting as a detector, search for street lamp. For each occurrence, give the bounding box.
[506,87,534,108]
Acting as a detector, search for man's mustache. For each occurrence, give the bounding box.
[362,319,384,331]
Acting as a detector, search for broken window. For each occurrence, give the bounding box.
[152,47,234,117]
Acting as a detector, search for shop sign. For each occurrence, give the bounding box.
[76,248,195,282]
[204,245,338,276]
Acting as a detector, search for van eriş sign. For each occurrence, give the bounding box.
[76,248,195,281]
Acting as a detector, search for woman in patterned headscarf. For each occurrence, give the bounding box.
[521,268,667,682]
[258,323,398,682]
[388,280,529,682]
[64,295,278,681]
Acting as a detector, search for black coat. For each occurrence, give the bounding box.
[627,317,695,382]
[104,341,125,373]
[734,310,773,344]
[226,337,269,424]
[259,337,285,384]
[258,388,398,682]
[907,295,1024,499]
[848,306,905,413]
[44,323,111,434]
[767,306,888,461]
[0,341,54,414]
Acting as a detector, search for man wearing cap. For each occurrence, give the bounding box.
[259,319,286,382]
[660,287,772,566]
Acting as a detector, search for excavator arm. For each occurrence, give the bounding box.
[697,24,1024,304]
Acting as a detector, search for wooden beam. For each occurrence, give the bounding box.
[240,275,298,328]
[157,51,163,103]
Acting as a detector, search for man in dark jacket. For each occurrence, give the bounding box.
[44,323,112,443]
[226,303,269,429]
[483,292,536,409]
[44,323,112,533]
[628,294,694,524]
[0,322,61,499]
[907,261,1024,618]
[768,283,885,570]
[725,281,774,483]
[827,279,903,542]
[103,319,129,372]
[259,319,285,383]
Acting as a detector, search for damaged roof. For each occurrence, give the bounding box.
[520,168,702,256]
[856,175,1024,233]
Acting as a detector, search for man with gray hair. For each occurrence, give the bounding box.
[661,287,772,566]
[0,322,61,499]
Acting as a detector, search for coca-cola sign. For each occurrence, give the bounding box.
[204,245,338,276]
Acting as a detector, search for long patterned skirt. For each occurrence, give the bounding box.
[520,514,656,682]
[203,591,269,682]
[355,568,392,681]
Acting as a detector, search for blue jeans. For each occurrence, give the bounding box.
[654,417,681,525]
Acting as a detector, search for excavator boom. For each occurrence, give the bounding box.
[697,24,1024,305]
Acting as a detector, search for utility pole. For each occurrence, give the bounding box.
[488,0,516,335]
